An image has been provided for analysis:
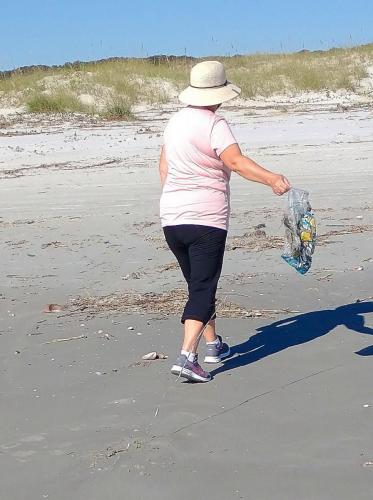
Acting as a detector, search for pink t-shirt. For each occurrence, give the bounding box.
[160,106,237,230]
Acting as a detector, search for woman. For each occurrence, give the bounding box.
[159,61,290,383]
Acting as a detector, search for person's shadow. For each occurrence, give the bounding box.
[211,301,373,377]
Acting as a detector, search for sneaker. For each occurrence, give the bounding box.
[171,354,211,382]
[204,335,230,363]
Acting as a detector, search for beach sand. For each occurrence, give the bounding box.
[1,105,373,500]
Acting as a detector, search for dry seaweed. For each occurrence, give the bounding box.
[318,224,373,244]
[226,229,283,252]
[69,289,297,319]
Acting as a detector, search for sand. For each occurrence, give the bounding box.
[1,103,373,500]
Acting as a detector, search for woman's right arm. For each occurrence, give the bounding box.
[220,143,290,196]
[159,146,168,186]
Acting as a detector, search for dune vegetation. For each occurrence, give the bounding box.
[0,44,372,119]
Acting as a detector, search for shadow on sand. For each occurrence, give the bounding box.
[211,301,373,377]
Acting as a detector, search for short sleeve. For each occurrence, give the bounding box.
[210,118,237,157]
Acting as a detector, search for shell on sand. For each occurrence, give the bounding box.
[157,353,168,359]
[142,352,157,360]
[141,352,168,360]
[43,303,64,313]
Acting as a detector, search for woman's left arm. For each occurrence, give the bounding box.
[220,143,290,195]
[159,146,168,186]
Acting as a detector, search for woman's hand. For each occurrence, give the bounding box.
[268,173,291,196]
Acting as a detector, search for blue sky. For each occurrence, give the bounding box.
[1,0,372,70]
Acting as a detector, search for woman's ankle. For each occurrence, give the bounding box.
[181,350,197,361]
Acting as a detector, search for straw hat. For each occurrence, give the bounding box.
[179,61,241,106]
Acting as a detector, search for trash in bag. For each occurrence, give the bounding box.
[281,188,316,274]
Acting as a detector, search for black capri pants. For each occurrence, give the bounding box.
[163,224,227,325]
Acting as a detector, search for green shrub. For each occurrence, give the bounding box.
[27,92,84,113]
[102,97,134,120]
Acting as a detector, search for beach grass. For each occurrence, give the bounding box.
[27,91,87,113]
[221,48,370,97]
[101,96,134,120]
[1,43,372,117]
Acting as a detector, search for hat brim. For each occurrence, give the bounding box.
[179,82,241,106]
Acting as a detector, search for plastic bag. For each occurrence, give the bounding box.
[281,188,316,275]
